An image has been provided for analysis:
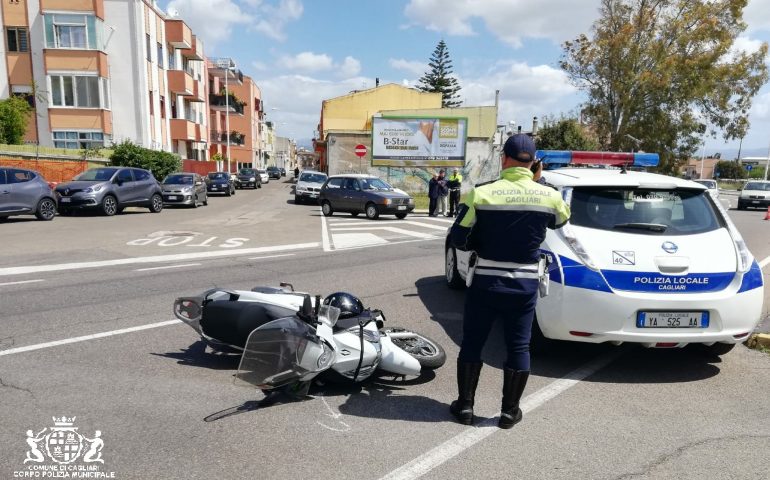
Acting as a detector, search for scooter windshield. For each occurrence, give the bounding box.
[235,316,332,390]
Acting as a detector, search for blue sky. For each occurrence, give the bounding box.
[164,0,770,158]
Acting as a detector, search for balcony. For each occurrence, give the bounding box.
[180,36,204,61]
[183,80,205,103]
[209,93,245,115]
[170,118,197,141]
[168,70,194,95]
[207,58,243,85]
[211,130,245,146]
[165,20,192,49]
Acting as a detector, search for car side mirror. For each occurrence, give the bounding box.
[114,179,123,186]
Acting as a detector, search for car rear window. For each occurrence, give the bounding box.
[694,180,716,189]
[569,187,724,235]
[300,173,327,183]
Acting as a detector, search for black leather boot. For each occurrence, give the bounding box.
[449,361,483,425]
[498,369,530,429]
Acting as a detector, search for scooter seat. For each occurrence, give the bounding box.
[200,300,297,348]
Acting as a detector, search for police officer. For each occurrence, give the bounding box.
[447,168,463,216]
[448,134,570,429]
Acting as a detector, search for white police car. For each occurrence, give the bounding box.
[445,151,764,355]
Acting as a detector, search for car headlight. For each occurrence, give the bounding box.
[182,186,193,192]
[408,197,415,204]
[382,198,392,205]
[84,185,103,193]
[250,177,256,181]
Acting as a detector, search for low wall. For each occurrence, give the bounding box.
[0,157,90,183]
[182,159,218,176]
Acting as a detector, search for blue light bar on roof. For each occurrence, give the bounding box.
[535,150,660,167]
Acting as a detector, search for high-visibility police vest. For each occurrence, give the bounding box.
[450,166,570,292]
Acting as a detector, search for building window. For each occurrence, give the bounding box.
[146,34,151,61]
[157,43,164,68]
[44,14,103,50]
[149,91,154,115]
[49,75,109,109]
[159,95,165,119]
[53,131,106,149]
[167,47,175,70]
[11,85,35,107]
[6,27,29,52]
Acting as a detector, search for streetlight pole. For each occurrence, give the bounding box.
[225,66,230,174]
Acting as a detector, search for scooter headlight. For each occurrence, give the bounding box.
[317,342,335,369]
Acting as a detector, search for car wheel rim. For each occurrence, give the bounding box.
[323,203,331,214]
[41,200,55,219]
[105,197,116,214]
[446,249,455,282]
[367,206,376,217]
[153,196,162,210]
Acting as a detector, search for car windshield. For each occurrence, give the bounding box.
[744,182,770,191]
[258,169,266,174]
[76,168,118,181]
[164,175,193,185]
[208,173,228,180]
[360,177,392,190]
[299,173,327,184]
[239,169,255,175]
[569,187,723,235]
[693,180,717,189]
[268,167,278,171]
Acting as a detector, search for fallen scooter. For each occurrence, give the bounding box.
[173,284,446,395]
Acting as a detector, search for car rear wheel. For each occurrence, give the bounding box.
[35,198,57,221]
[445,246,465,289]
[149,194,163,213]
[701,342,736,357]
[365,202,379,220]
[395,212,408,219]
[101,195,118,216]
[321,201,334,216]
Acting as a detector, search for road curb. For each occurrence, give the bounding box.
[746,333,770,350]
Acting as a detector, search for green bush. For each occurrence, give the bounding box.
[109,140,181,180]
[0,96,32,144]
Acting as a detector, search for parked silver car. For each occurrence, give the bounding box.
[162,173,208,207]
[55,167,163,216]
[0,167,57,221]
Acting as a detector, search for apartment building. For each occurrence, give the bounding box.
[208,59,263,172]
[1,0,208,162]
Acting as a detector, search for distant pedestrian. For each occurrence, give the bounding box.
[294,166,300,180]
[428,173,440,216]
[447,168,463,216]
[435,169,449,216]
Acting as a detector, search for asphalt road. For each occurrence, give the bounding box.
[1,182,770,479]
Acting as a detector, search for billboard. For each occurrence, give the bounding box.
[371,116,468,167]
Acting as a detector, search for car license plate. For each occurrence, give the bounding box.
[637,311,708,328]
[60,197,70,203]
[167,195,178,200]
[752,200,759,204]
[397,205,407,210]
[211,186,218,189]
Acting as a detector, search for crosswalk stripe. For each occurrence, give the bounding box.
[329,226,438,239]
[421,217,456,224]
[329,221,447,231]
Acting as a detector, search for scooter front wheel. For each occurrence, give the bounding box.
[383,327,446,369]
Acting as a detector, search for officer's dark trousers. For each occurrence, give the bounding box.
[428,196,437,216]
[449,190,461,215]
[458,287,537,371]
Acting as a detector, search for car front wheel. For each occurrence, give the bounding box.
[365,202,379,220]
[321,201,334,216]
[101,195,118,216]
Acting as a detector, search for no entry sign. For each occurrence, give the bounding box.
[354,144,368,157]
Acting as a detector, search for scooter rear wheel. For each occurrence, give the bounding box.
[384,327,446,369]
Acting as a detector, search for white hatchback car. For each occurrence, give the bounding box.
[445,165,763,356]
[737,180,770,210]
[693,179,719,199]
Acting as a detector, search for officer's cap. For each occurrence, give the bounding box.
[503,134,536,162]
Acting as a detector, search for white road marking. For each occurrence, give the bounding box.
[759,255,770,269]
[0,242,320,277]
[379,350,623,480]
[247,253,296,260]
[329,221,448,231]
[0,279,45,287]
[134,263,201,272]
[332,233,389,249]
[330,226,437,240]
[420,216,456,224]
[321,207,331,252]
[0,320,181,357]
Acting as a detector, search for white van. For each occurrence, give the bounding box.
[445,154,763,356]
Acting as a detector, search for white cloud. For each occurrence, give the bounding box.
[389,58,427,77]
[166,0,253,47]
[251,60,269,71]
[338,56,362,78]
[404,0,600,47]
[251,0,303,41]
[745,0,770,33]
[728,36,765,59]
[750,91,770,122]
[278,52,334,72]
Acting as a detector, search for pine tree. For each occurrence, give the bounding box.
[417,40,462,108]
